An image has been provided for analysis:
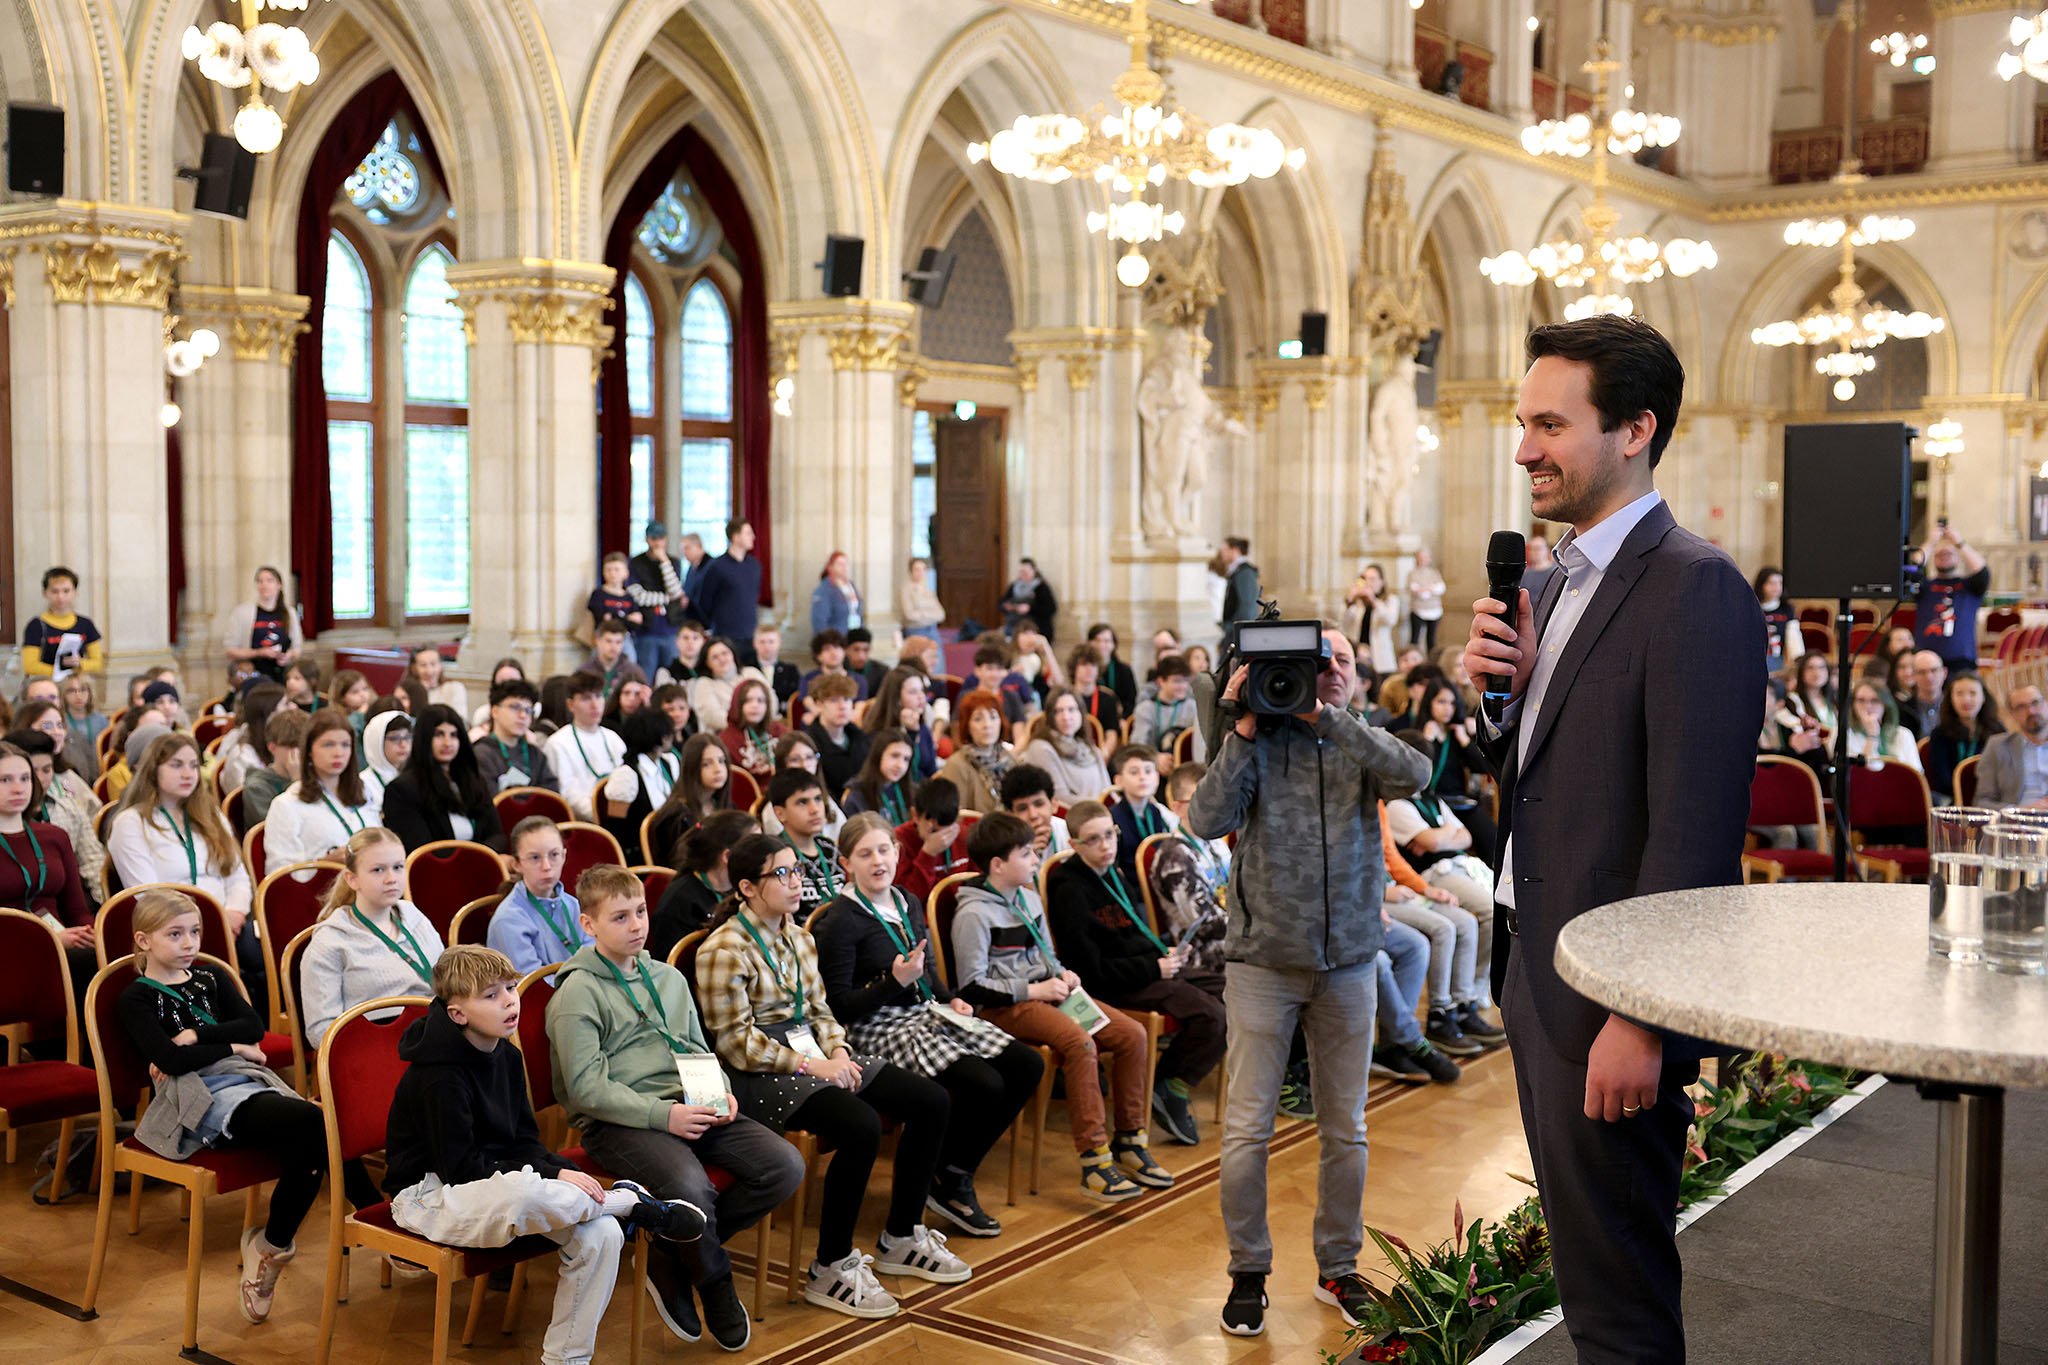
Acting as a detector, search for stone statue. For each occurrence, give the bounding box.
[1138,324,1242,539]
[1367,351,1420,536]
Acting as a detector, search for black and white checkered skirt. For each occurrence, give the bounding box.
[844,1003,1009,1079]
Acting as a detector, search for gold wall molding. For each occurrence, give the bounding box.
[42,240,181,309]
[1709,165,2048,222]
[178,286,312,364]
[1016,355,1040,392]
[1064,354,1100,391]
[446,261,617,361]
[1638,7,1780,44]
[899,360,929,408]
[826,324,907,372]
[0,248,13,309]
[1930,0,2013,16]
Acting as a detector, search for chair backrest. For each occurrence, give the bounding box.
[926,871,979,990]
[1848,758,1932,833]
[1749,756,1829,849]
[934,673,965,706]
[493,785,574,829]
[559,822,626,892]
[513,964,568,1113]
[223,786,247,839]
[193,715,232,749]
[0,908,80,1057]
[1134,831,1174,934]
[93,802,118,846]
[1036,848,1072,904]
[316,997,432,1164]
[669,927,710,980]
[279,925,319,1077]
[1894,605,1917,632]
[95,883,231,967]
[633,865,675,906]
[85,951,251,1122]
[727,767,761,815]
[639,810,662,865]
[1172,729,1195,766]
[1954,754,1980,808]
[1797,605,1832,628]
[1804,624,1837,659]
[255,860,344,957]
[1846,625,1878,658]
[449,894,504,946]
[1849,605,1875,626]
[403,839,507,937]
[1917,736,1933,770]
[243,822,267,882]
[1987,606,2021,637]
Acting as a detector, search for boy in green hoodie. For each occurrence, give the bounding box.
[546,865,804,1353]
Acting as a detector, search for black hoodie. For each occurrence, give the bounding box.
[382,999,568,1196]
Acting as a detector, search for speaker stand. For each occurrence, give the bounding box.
[1831,597,1856,882]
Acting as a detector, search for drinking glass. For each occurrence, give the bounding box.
[1980,820,2048,976]
[1929,807,1997,962]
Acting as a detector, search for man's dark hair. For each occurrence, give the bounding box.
[490,678,541,708]
[724,517,750,540]
[1525,315,1683,468]
[967,810,1035,870]
[845,628,873,647]
[766,766,824,809]
[972,642,1012,670]
[1154,655,1191,680]
[811,629,847,653]
[595,617,630,639]
[1225,536,1249,555]
[913,775,961,824]
[566,670,608,701]
[1000,763,1055,809]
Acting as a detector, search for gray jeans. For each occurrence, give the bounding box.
[392,1170,624,1365]
[582,1113,805,1285]
[1220,959,1377,1278]
[1384,897,1481,1009]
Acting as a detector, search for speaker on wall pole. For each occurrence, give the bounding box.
[1780,421,1914,600]
[903,247,957,309]
[181,133,257,220]
[1299,311,1328,358]
[818,234,864,298]
[5,102,64,196]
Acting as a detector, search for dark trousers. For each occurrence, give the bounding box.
[1503,948,1698,1364]
[583,1113,806,1284]
[221,1092,329,1247]
[934,1041,1044,1177]
[787,1064,950,1265]
[1409,614,1439,651]
[1106,967,1229,1086]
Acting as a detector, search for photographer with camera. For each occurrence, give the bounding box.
[1186,616,1430,1337]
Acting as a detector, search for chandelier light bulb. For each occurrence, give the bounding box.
[160,402,182,429]
[1117,248,1151,288]
[190,328,221,358]
[234,97,285,154]
[1833,378,1856,401]
[1526,14,1541,31]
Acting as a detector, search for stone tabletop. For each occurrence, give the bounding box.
[1554,883,2048,1089]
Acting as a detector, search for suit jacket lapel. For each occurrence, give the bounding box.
[1520,503,1676,773]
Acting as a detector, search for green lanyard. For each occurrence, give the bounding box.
[1133,801,1163,839]
[599,953,691,1054]
[140,974,218,1027]
[1412,745,1447,825]
[853,885,930,1001]
[494,736,534,777]
[0,824,48,901]
[351,906,434,982]
[321,792,366,838]
[1008,889,1059,968]
[881,784,908,826]
[784,835,840,898]
[571,727,608,779]
[161,806,200,882]
[522,883,581,959]
[735,911,806,1023]
[1095,864,1169,954]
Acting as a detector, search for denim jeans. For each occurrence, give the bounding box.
[582,1113,805,1285]
[392,1169,624,1365]
[1221,959,1376,1278]
[1375,919,1430,1049]
[634,628,675,682]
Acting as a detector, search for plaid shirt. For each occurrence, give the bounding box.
[695,910,847,1074]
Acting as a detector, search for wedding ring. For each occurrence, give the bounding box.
[1621,1104,1641,1115]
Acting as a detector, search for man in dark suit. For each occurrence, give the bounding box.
[1461,316,1764,1363]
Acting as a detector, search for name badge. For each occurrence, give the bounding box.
[786,1025,828,1059]
[500,768,530,791]
[673,1054,732,1118]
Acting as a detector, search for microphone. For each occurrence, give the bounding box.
[1483,530,1526,718]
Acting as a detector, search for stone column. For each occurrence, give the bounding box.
[446,259,614,680]
[1248,357,1350,623]
[174,286,307,679]
[1,203,186,680]
[1928,6,2034,171]
[1498,0,1539,123]
[1388,0,1420,85]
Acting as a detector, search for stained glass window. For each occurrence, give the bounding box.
[403,426,470,616]
[345,121,422,226]
[680,279,732,421]
[637,181,704,261]
[403,246,466,405]
[328,420,376,619]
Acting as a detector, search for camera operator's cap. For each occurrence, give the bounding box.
[645,520,668,540]
[142,680,180,705]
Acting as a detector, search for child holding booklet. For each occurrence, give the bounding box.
[949,812,1168,1203]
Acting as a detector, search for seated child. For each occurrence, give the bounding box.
[1107,744,1177,888]
[999,764,1071,858]
[892,776,972,901]
[1148,761,1229,974]
[1129,657,1197,762]
[488,818,592,976]
[765,767,841,925]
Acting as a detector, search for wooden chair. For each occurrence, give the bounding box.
[926,871,1055,1203]
[1851,759,1934,883]
[1134,831,1226,1124]
[727,767,762,815]
[447,894,503,946]
[638,810,663,865]
[312,997,559,1365]
[81,954,281,1358]
[1741,756,1836,883]
[255,860,345,1030]
[243,820,267,882]
[493,785,573,829]
[223,785,248,840]
[278,927,319,1090]
[1036,848,1072,905]
[94,884,231,967]
[934,673,966,707]
[1171,728,1196,767]
[404,840,506,939]
[0,910,97,1197]
[1954,754,1980,808]
[559,821,626,891]
[92,771,115,804]
[92,801,119,848]
[193,715,232,749]
[1917,736,1933,773]
[632,865,675,906]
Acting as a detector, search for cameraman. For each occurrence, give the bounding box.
[1187,625,1430,1337]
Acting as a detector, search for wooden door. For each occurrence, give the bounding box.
[933,413,1005,632]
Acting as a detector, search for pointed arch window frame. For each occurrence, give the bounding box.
[398,235,471,623]
[676,273,738,555]
[623,267,662,538]
[323,221,382,622]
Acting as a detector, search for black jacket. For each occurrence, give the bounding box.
[381,771,507,853]
[630,549,686,630]
[1221,559,1262,628]
[383,1000,566,1195]
[810,890,958,1024]
[649,872,721,964]
[806,721,871,802]
[1045,856,1163,1000]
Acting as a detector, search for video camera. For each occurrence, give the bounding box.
[1222,600,1331,718]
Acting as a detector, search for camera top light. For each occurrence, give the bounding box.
[1236,620,1323,656]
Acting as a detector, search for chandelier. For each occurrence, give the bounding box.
[1751,0,1943,400]
[1998,13,2048,82]
[1478,28,1714,318]
[182,0,322,155]
[967,0,1304,288]
[1869,27,1927,67]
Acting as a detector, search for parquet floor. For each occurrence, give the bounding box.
[0,1047,1530,1364]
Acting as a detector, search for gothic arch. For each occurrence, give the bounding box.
[1194,98,1345,350]
[1414,155,1513,379]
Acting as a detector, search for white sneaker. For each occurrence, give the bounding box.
[875,1224,971,1283]
[803,1251,900,1318]
[238,1227,295,1324]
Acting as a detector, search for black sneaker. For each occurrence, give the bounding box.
[1278,1067,1315,1120]
[1426,1007,1484,1057]
[642,1247,702,1342]
[1370,1044,1432,1084]
[926,1174,1002,1238]
[697,1271,752,1351]
[1412,1040,1463,1084]
[1457,1002,1507,1045]
[613,1178,707,1242]
[1314,1271,1372,1327]
[1220,1271,1267,1336]
[1151,1078,1199,1145]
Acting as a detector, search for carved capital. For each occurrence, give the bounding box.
[1015,355,1040,393]
[178,286,313,364]
[899,361,929,408]
[1065,353,1099,391]
[506,292,613,347]
[445,259,616,359]
[826,324,906,372]
[1304,377,1333,411]
[0,247,13,309]
[1483,396,1518,426]
[42,240,181,308]
[1254,383,1280,429]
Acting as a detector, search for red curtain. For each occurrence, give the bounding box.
[597,126,772,604]
[287,72,432,635]
[166,423,183,640]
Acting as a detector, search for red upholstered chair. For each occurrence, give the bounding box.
[223,785,247,840]
[1985,606,2021,638]
[1955,755,1980,808]
[1797,605,1833,629]
[255,860,344,1030]
[243,821,267,882]
[403,840,506,938]
[1742,756,1836,883]
[81,955,282,1357]
[638,811,663,866]
[0,910,97,1200]
[558,822,626,892]
[312,998,559,1365]
[193,715,232,749]
[447,894,503,947]
[727,768,761,817]
[94,884,231,967]
[278,927,319,1091]
[934,673,966,706]
[1851,759,1934,883]
[1035,848,1073,904]
[632,865,675,906]
[493,786,573,830]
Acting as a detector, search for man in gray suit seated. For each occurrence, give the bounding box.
[1971,684,2048,809]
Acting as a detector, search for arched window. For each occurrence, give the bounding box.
[678,278,734,554]
[402,245,470,617]
[324,232,377,619]
[625,272,658,536]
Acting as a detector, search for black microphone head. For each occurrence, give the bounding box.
[1485,530,1526,576]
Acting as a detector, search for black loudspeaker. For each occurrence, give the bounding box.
[1781,422,1913,599]
[1299,311,1328,357]
[186,133,256,219]
[1413,329,1442,409]
[904,247,956,309]
[819,234,864,297]
[5,102,64,195]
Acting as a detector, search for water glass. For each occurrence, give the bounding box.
[1929,807,1997,962]
[1981,820,2048,977]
